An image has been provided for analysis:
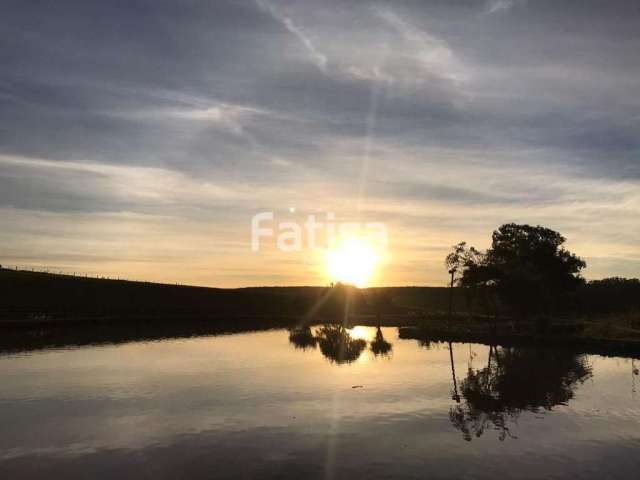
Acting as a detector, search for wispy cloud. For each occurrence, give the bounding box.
[108,102,266,135]
[256,0,328,72]
[373,6,468,85]
[484,0,525,15]
[2,0,639,285]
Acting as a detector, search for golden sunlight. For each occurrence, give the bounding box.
[348,326,376,341]
[325,237,379,287]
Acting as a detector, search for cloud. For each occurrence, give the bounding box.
[1,0,639,284]
[484,0,525,15]
[109,102,269,136]
[255,0,328,72]
[373,6,466,84]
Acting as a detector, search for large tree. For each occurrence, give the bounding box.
[451,224,586,316]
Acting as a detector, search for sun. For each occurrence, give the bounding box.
[325,237,379,287]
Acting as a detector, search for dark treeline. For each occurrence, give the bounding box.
[0,268,444,323]
[579,277,640,314]
[445,223,639,320]
[1,267,638,328]
[0,268,312,321]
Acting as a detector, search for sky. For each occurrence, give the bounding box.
[1,0,639,287]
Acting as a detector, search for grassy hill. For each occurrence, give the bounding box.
[0,268,463,324]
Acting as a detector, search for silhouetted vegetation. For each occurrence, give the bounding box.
[288,326,317,350]
[449,345,592,441]
[369,288,395,324]
[0,268,466,327]
[580,277,640,314]
[288,324,393,362]
[369,326,393,357]
[449,224,586,318]
[435,224,640,351]
[315,325,367,364]
[0,269,412,323]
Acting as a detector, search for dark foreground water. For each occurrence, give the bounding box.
[2,326,640,479]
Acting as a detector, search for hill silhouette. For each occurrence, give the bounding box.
[2,267,637,334]
[0,267,461,325]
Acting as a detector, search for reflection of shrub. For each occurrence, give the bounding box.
[315,325,367,364]
[369,327,392,357]
[288,327,317,350]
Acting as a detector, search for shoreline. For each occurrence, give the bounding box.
[3,313,640,359]
[398,319,640,359]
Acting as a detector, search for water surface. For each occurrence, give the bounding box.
[2,326,640,479]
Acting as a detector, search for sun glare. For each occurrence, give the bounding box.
[325,237,379,287]
[348,326,376,341]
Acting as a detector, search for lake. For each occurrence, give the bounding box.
[2,325,640,479]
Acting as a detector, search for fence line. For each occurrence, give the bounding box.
[0,264,186,287]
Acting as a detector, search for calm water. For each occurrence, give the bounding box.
[2,326,640,479]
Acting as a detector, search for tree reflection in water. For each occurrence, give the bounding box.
[288,326,318,350]
[289,325,393,363]
[370,327,393,357]
[449,345,592,441]
[315,325,367,364]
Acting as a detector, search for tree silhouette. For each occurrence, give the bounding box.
[453,224,586,317]
[445,242,484,316]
